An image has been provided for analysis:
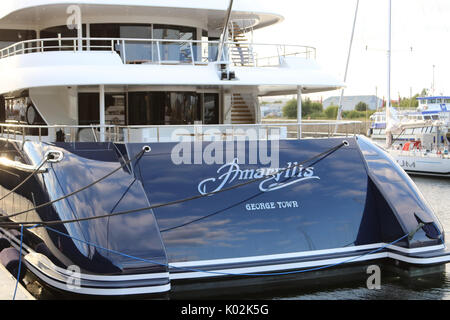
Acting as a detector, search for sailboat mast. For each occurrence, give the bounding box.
[386,0,392,146]
[336,0,359,124]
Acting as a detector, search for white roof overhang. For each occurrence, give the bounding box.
[0,51,344,96]
[0,0,283,31]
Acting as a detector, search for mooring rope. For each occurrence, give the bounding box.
[0,141,348,228]
[0,147,147,221]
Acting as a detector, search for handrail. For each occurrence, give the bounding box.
[0,37,316,67]
[0,121,362,144]
[0,121,361,130]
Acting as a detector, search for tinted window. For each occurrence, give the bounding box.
[0,29,36,50]
[78,93,99,125]
[204,94,219,124]
[128,92,202,125]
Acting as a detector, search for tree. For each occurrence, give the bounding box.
[398,94,419,109]
[355,101,369,112]
[282,99,298,119]
[324,105,339,119]
[282,98,324,119]
[420,88,429,97]
[303,98,323,116]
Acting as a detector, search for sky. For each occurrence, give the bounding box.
[253,0,450,101]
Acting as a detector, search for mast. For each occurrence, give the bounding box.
[386,0,392,147]
[335,0,359,134]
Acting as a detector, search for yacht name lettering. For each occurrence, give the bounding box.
[245,201,299,211]
[198,158,320,195]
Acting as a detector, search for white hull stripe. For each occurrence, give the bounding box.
[25,262,171,296]
[169,251,450,280]
[170,243,446,268]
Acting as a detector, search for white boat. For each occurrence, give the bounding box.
[387,140,450,177]
[368,96,450,142]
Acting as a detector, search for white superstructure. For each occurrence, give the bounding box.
[0,0,345,143]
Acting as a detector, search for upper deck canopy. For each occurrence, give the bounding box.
[0,0,283,31]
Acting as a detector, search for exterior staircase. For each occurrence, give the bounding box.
[230,93,255,124]
[228,22,255,67]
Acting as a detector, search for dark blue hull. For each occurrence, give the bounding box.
[0,136,449,297]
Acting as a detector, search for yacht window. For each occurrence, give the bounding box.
[153,25,197,63]
[78,93,100,125]
[0,29,36,50]
[432,115,439,120]
[424,115,431,120]
[203,94,220,125]
[0,96,5,124]
[89,24,197,63]
[41,25,86,51]
[429,99,437,104]
[78,92,127,126]
[90,24,120,52]
[444,99,450,104]
[120,26,153,63]
[41,25,84,38]
[153,25,196,41]
[90,24,120,38]
[169,92,201,125]
[128,92,203,125]
[128,92,166,126]
[4,95,47,135]
[105,94,126,125]
[5,97,28,123]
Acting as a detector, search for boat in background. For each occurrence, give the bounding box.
[368,96,450,142]
[377,102,450,177]
[383,130,450,177]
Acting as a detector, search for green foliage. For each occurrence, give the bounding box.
[355,101,369,112]
[281,99,375,120]
[397,94,419,109]
[342,110,376,119]
[282,98,324,119]
[304,99,323,117]
[324,105,339,119]
[282,99,298,119]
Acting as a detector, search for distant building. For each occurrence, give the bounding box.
[323,95,383,111]
[261,103,283,118]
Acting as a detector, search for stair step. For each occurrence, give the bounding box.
[232,116,253,119]
[233,104,248,110]
[231,113,253,117]
[232,112,252,115]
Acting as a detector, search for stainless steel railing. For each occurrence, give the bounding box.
[0,37,316,67]
[0,122,362,144]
